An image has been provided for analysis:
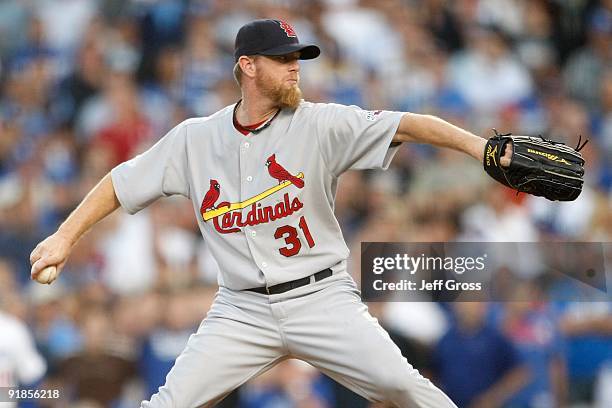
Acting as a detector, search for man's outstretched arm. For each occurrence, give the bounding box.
[393,112,587,202]
[393,113,508,164]
[29,173,120,280]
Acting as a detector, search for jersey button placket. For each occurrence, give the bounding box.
[240,139,264,276]
[239,138,252,207]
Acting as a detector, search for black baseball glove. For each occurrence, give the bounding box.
[483,130,587,201]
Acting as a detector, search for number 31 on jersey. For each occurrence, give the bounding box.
[274,216,315,257]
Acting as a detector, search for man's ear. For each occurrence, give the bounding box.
[239,56,256,79]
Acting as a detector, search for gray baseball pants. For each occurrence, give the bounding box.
[141,272,457,408]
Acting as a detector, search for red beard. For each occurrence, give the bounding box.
[256,71,302,109]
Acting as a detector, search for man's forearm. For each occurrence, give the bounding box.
[394,113,487,162]
[30,172,122,278]
[58,172,121,246]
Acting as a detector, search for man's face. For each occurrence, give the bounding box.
[253,52,302,109]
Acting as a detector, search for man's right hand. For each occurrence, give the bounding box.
[29,232,73,283]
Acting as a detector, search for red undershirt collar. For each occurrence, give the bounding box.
[232,100,280,136]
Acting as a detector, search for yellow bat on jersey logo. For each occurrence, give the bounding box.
[202,173,304,221]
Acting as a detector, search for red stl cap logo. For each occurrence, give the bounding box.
[279,21,297,37]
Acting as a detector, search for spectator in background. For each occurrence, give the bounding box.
[92,72,153,166]
[422,0,464,52]
[493,281,568,408]
[138,0,186,73]
[514,0,558,88]
[0,0,30,57]
[182,14,230,115]
[0,160,45,284]
[433,302,529,408]
[98,209,158,295]
[595,361,612,408]
[35,0,99,57]
[475,0,525,37]
[0,115,20,177]
[390,24,463,115]
[139,290,200,401]
[151,197,201,289]
[9,16,57,77]
[0,310,46,408]
[3,54,55,162]
[460,184,539,242]
[367,301,435,375]
[333,171,371,242]
[0,259,28,320]
[136,285,214,400]
[37,128,81,236]
[553,301,612,405]
[140,45,185,136]
[448,25,533,120]
[564,6,611,112]
[591,68,612,190]
[52,38,107,128]
[238,359,333,408]
[322,0,404,75]
[55,305,137,406]
[310,41,366,107]
[29,282,82,364]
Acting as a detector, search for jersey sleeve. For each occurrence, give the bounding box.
[313,103,404,176]
[111,121,190,214]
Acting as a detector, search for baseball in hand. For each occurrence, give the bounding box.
[35,265,58,284]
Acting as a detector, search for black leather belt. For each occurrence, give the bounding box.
[246,268,332,295]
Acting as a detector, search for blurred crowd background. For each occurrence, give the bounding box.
[0,0,611,407]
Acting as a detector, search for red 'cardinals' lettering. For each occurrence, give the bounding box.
[212,193,304,234]
[200,179,220,213]
[266,154,305,188]
[278,21,297,37]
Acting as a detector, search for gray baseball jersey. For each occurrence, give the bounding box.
[111,101,402,290]
[112,101,458,408]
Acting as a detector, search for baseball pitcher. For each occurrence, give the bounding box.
[29,19,585,407]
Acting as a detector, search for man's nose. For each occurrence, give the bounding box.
[289,60,300,72]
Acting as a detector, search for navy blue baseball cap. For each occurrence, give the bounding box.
[234,19,320,62]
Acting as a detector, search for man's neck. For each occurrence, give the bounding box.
[235,92,279,126]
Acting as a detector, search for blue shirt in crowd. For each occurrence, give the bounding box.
[434,323,521,407]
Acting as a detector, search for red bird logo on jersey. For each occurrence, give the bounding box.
[200,159,305,233]
[266,154,304,188]
[200,179,220,212]
[278,21,297,37]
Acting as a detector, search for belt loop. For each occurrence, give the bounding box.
[310,275,315,284]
